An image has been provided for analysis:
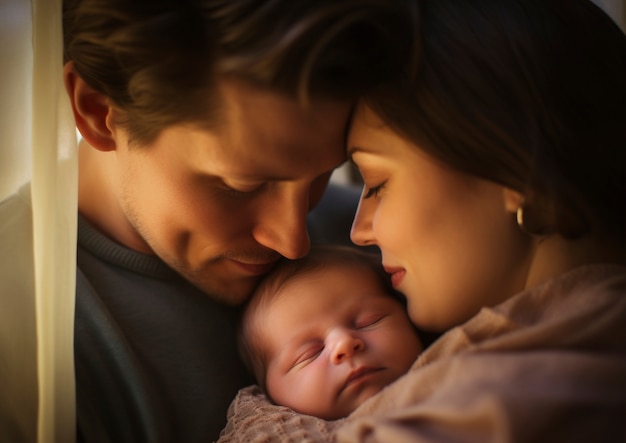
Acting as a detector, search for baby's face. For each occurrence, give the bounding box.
[262,265,422,419]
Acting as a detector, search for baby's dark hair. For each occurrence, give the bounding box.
[237,244,400,389]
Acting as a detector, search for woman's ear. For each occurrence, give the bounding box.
[63,61,117,151]
[503,187,524,214]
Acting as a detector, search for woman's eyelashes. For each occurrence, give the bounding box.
[363,181,386,199]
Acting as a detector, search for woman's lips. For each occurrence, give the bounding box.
[384,266,406,288]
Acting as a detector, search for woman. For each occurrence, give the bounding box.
[349,0,626,333]
[218,0,626,441]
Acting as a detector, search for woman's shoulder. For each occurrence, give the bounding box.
[516,264,626,327]
[416,264,626,366]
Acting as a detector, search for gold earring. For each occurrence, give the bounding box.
[516,205,539,236]
[516,206,525,230]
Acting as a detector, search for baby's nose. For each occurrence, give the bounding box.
[328,328,365,364]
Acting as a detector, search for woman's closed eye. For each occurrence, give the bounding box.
[363,181,386,199]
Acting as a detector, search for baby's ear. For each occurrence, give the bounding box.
[63,61,118,151]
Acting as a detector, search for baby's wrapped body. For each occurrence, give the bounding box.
[218,265,626,443]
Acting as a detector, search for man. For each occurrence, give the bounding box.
[60,0,414,440]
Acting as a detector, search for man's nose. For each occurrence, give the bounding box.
[252,185,311,259]
[328,328,365,365]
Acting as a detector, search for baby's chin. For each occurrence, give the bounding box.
[352,383,386,408]
[326,384,386,420]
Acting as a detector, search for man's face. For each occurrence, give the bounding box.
[109,78,350,304]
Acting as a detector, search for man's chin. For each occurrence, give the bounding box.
[183,271,262,306]
[157,253,271,305]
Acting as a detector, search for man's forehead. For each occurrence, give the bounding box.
[201,78,351,177]
[217,76,351,131]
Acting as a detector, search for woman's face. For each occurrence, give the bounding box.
[348,104,531,331]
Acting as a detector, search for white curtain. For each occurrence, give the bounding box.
[0,0,77,442]
[0,0,622,442]
[593,0,625,31]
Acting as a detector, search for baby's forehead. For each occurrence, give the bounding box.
[270,280,397,327]
[246,251,393,328]
[285,267,379,301]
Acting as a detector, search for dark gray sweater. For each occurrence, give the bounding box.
[75,183,362,443]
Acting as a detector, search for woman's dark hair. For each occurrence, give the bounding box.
[63,0,416,145]
[366,0,625,240]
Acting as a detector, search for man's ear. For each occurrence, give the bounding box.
[63,61,117,151]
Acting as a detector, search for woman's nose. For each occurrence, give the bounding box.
[328,328,365,364]
[350,193,375,246]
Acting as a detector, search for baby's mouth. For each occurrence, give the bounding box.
[342,366,384,391]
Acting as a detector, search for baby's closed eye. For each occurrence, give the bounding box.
[355,312,386,329]
[292,344,324,369]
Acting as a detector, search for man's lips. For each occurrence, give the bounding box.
[383,265,406,288]
[229,259,278,275]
